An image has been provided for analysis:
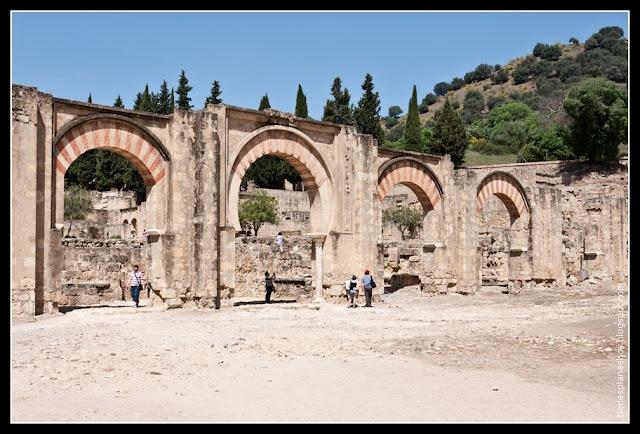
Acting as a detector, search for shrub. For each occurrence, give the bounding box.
[433,82,450,96]
[382,206,423,239]
[238,190,279,236]
[491,69,509,84]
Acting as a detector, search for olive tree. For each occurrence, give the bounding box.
[238,190,279,236]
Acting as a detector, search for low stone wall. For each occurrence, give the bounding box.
[380,240,458,295]
[234,235,313,300]
[53,239,148,306]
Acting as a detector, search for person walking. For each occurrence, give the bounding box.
[361,269,376,308]
[127,264,145,308]
[347,275,359,308]
[275,232,284,252]
[264,271,276,303]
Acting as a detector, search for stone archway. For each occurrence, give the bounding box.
[476,172,531,287]
[377,157,444,239]
[227,126,333,233]
[53,114,169,226]
[477,172,529,225]
[376,157,445,294]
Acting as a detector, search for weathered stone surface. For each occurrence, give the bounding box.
[10,84,628,315]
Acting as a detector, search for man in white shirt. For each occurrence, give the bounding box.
[127,264,145,307]
[275,232,284,252]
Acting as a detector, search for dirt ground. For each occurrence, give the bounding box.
[11,281,629,423]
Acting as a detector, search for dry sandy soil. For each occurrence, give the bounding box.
[11,281,629,423]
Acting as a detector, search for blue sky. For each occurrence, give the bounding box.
[12,11,628,119]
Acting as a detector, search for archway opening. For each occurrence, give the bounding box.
[63,150,147,240]
[54,117,168,310]
[238,155,307,237]
[376,158,444,297]
[228,127,334,301]
[476,173,530,290]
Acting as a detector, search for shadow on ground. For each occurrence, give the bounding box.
[59,305,133,313]
[233,300,297,306]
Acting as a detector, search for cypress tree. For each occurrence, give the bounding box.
[322,77,355,125]
[170,88,175,113]
[205,80,222,107]
[404,85,423,152]
[133,92,142,110]
[176,70,193,110]
[430,98,468,167]
[150,92,161,113]
[113,95,124,108]
[259,94,271,110]
[295,84,309,118]
[87,93,93,103]
[159,80,171,114]
[354,73,384,144]
[139,84,152,112]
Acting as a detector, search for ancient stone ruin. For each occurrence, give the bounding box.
[11,84,628,315]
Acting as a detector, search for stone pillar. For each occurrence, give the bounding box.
[307,233,327,302]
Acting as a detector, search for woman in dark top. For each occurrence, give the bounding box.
[265,271,276,303]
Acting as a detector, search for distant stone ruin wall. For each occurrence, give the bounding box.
[557,161,628,281]
[92,189,137,211]
[52,239,147,306]
[240,188,311,237]
[234,236,313,300]
[64,195,146,240]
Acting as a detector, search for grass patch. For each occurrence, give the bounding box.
[463,150,518,166]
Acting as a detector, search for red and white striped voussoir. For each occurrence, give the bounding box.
[476,172,528,217]
[54,120,166,185]
[377,160,442,209]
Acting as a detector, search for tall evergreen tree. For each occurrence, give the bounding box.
[133,92,142,110]
[295,84,309,118]
[170,88,175,113]
[113,95,124,108]
[159,80,171,114]
[87,93,93,103]
[139,84,153,112]
[322,77,355,125]
[404,85,423,152]
[205,80,222,107]
[354,73,384,145]
[259,94,271,110]
[430,98,469,167]
[176,70,193,110]
[150,92,161,113]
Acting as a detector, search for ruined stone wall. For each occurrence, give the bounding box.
[92,190,137,211]
[557,161,628,282]
[12,86,41,314]
[51,239,147,306]
[11,84,629,315]
[380,240,456,295]
[234,236,313,300]
[478,229,510,284]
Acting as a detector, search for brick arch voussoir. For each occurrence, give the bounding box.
[55,119,167,186]
[476,172,529,219]
[232,134,326,191]
[377,161,443,210]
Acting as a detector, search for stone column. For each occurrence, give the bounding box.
[307,233,327,302]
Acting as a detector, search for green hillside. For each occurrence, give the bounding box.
[382,26,628,166]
